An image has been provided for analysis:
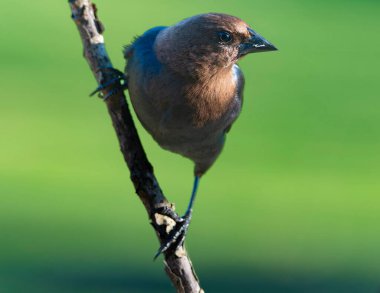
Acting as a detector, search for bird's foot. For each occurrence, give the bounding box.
[89,68,127,100]
[153,209,192,260]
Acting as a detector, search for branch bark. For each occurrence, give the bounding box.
[68,1,203,292]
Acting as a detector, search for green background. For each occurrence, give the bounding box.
[1,0,379,292]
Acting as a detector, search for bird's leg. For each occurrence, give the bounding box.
[154,176,200,259]
[89,68,128,100]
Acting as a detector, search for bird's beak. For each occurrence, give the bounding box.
[238,28,277,57]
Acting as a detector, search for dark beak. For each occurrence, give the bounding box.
[239,28,277,57]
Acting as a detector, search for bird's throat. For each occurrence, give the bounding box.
[186,66,237,127]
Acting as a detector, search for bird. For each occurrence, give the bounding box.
[123,13,277,257]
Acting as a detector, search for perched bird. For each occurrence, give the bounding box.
[124,13,277,256]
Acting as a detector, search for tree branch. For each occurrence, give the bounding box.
[68,1,203,292]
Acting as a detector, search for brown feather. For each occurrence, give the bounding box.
[184,67,237,127]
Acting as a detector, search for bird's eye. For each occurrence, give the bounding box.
[218,31,233,43]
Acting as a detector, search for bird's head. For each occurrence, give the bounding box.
[155,13,277,78]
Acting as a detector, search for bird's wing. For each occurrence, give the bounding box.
[123,26,165,92]
[123,26,167,60]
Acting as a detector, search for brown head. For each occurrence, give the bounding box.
[154,13,277,79]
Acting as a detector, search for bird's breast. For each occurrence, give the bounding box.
[184,69,238,128]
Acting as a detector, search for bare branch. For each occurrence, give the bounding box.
[68,1,203,292]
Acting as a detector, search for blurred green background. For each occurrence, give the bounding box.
[1,0,380,292]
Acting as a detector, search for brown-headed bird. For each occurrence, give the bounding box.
[124,13,277,257]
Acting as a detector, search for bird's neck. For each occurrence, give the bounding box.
[185,66,238,128]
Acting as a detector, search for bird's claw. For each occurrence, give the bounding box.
[89,68,127,100]
[153,212,192,260]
